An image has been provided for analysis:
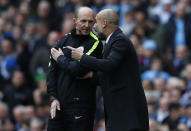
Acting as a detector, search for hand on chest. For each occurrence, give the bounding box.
[62,38,92,56]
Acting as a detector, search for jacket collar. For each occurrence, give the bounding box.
[103,28,123,56]
[106,28,122,45]
[71,29,91,40]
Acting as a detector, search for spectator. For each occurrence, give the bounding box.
[129,33,145,72]
[30,118,44,131]
[173,45,190,75]
[22,22,39,53]
[169,87,182,103]
[149,119,159,131]
[0,18,5,44]
[120,11,135,36]
[165,77,182,91]
[19,2,31,20]
[133,7,146,24]
[167,1,191,52]
[179,104,191,130]
[16,40,31,83]
[91,0,105,14]
[119,0,133,26]
[25,106,35,122]
[3,71,33,111]
[102,0,120,13]
[152,97,169,123]
[141,39,157,70]
[34,21,49,51]
[147,0,162,19]
[153,77,166,92]
[13,105,28,131]
[33,0,61,31]
[58,19,74,40]
[183,63,191,89]
[14,12,25,27]
[30,31,58,80]
[162,102,181,130]
[177,123,189,131]
[141,58,171,82]
[0,101,14,131]
[12,26,23,42]
[33,79,48,106]
[0,0,10,12]
[0,38,17,80]
[159,0,173,24]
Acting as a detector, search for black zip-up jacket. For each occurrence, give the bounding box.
[46,29,102,110]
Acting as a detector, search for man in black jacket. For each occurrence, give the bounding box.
[46,7,102,131]
[68,9,149,131]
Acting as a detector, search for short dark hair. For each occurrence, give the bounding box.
[168,102,180,111]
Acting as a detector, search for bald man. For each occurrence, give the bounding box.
[68,9,149,131]
[46,7,102,131]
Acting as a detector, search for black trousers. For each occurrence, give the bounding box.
[47,109,95,131]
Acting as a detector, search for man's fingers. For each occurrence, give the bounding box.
[66,46,75,51]
[77,46,84,52]
[58,48,62,53]
[51,48,56,52]
[51,109,54,119]
[57,104,61,111]
[56,101,61,111]
[51,106,56,119]
[50,101,56,119]
[58,48,64,55]
[50,100,61,119]
[52,109,55,119]
[51,48,59,53]
[51,48,57,55]
[51,48,54,54]
[58,48,62,52]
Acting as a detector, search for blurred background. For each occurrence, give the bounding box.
[0,0,191,131]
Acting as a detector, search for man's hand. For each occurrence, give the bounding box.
[82,72,93,79]
[51,48,64,61]
[77,72,93,79]
[50,99,60,119]
[67,46,84,60]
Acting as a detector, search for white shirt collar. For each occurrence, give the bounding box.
[105,33,113,44]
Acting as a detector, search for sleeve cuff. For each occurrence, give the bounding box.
[49,96,57,102]
[80,54,87,64]
[57,55,65,64]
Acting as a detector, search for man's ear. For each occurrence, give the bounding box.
[102,20,107,28]
[73,18,77,25]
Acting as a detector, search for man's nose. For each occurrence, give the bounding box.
[85,22,89,27]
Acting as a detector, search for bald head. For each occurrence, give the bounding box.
[98,9,119,27]
[75,7,94,18]
[94,9,119,39]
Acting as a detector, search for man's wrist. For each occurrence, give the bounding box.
[77,53,83,61]
[79,54,86,63]
[57,55,64,62]
[49,96,57,103]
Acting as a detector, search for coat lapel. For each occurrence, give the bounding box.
[103,28,123,57]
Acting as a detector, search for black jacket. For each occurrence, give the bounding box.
[80,28,149,131]
[3,84,33,111]
[167,14,191,52]
[46,29,103,110]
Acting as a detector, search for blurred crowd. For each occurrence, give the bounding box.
[0,0,191,131]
